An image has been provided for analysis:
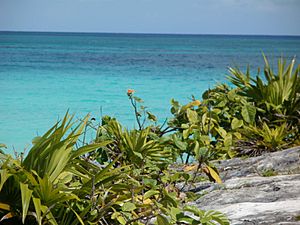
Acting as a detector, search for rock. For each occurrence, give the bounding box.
[215,146,300,180]
[187,147,300,224]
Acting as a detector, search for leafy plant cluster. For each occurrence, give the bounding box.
[0,55,299,224]
[227,55,300,154]
[0,112,228,224]
[167,55,300,157]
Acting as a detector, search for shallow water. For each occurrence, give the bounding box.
[1,32,300,152]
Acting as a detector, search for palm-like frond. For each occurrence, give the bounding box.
[228,55,299,122]
[0,113,117,224]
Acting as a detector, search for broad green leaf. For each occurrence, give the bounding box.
[117,215,126,225]
[216,100,227,108]
[177,217,196,224]
[217,127,227,139]
[231,118,243,130]
[174,138,187,151]
[203,210,230,225]
[121,202,136,212]
[224,133,232,147]
[193,141,200,160]
[212,108,222,114]
[144,190,159,199]
[182,173,190,181]
[242,104,256,124]
[156,214,169,225]
[183,129,190,139]
[111,211,121,220]
[20,183,33,224]
[162,189,178,207]
[200,214,212,224]
[187,108,198,124]
[170,207,181,221]
[147,111,157,121]
[183,205,200,215]
[144,178,157,188]
[133,96,143,103]
[200,135,211,145]
[202,113,207,125]
[181,123,189,129]
[234,132,242,139]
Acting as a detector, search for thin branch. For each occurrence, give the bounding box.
[159,127,179,137]
[141,109,147,129]
[130,97,142,130]
[159,118,168,130]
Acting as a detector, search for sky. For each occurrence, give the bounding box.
[0,0,300,35]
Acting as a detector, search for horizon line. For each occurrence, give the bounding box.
[1,30,300,37]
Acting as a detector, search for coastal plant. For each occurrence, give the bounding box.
[0,110,230,225]
[95,118,172,168]
[260,169,278,177]
[0,113,121,225]
[127,89,158,131]
[237,123,291,155]
[0,144,6,154]
[228,55,300,125]
[5,55,298,224]
[179,205,230,225]
[167,55,300,157]
[89,91,229,224]
[227,55,300,154]
[168,91,239,160]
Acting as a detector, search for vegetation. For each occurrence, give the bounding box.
[0,55,299,224]
[0,113,228,225]
[260,169,278,177]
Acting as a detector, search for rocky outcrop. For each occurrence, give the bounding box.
[188,146,300,224]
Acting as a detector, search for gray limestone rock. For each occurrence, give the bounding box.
[187,147,300,224]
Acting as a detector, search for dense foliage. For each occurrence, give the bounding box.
[0,113,227,225]
[0,56,299,224]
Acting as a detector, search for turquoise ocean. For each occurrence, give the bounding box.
[1,32,300,152]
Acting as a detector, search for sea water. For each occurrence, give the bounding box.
[1,32,300,152]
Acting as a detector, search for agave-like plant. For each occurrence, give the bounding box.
[241,123,291,155]
[0,113,113,225]
[228,55,300,124]
[96,119,173,168]
[227,55,300,153]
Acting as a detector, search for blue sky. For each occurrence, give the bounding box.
[1,0,299,35]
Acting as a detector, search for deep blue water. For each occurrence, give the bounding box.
[1,31,300,152]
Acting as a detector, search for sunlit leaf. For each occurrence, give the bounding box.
[204,166,222,184]
[157,214,169,225]
[187,108,198,124]
[121,202,136,212]
[144,190,159,199]
[231,118,243,130]
[20,183,33,224]
[242,104,256,124]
